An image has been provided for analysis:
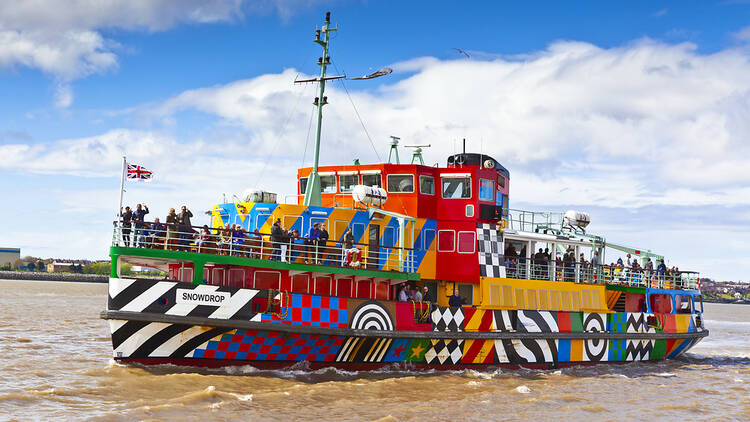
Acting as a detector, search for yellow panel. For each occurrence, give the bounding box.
[490,285,501,306]
[571,339,583,361]
[538,289,549,310]
[581,290,591,309]
[550,291,561,310]
[478,276,609,312]
[502,285,513,307]
[561,291,571,311]
[674,314,690,332]
[515,288,525,309]
[571,292,581,311]
[526,289,537,309]
[592,291,602,310]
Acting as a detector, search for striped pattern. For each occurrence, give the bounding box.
[336,337,393,362]
[108,277,264,322]
[110,319,230,359]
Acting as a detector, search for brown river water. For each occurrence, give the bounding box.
[0,279,748,421]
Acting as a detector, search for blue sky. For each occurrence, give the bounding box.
[1,1,749,281]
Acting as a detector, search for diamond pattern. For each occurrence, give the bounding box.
[431,306,464,331]
[425,339,464,364]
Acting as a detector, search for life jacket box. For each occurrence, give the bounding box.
[242,189,278,204]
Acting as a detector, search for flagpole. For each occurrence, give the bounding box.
[118,156,126,218]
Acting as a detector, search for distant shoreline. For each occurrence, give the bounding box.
[703,298,750,305]
[0,271,107,283]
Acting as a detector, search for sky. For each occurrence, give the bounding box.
[0,0,749,281]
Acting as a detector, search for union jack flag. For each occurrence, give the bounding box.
[127,163,153,181]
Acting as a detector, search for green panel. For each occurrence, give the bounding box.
[405,339,430,362]
[606,285,647,294]
[650,339,667,360]
[109,246,420,281]
[570,312,584,332]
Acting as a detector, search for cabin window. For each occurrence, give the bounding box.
[374,281,389,300]
[387,174,414,193]
[283,215,300,232]
[438,230,455,252]
[179,267,193,283]
[228,269,245,288]
[458,283,473,306]
[419,175,435,195]
[356,280,372,298]
[291,274,310,292]
[336,278,352,297]
[694,295,703,313]
[457,231,476,253]
[254,271,280,290]
[479,179,495,202]
[423,228,436,251]
[650,294,673,313]
[320,174,337,193]
[465,204,474,217]
[299,177,308,194]
[675,295,693,313]
[314,276,332,296]
[339,173,359,192]
[256,213,271,229]
[362,172,382,188]
[442,175,472,199]
[211,268,224,286]
[497,175,506,188]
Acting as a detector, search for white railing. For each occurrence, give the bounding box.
[112,221,418,273]
[504,259,700,290]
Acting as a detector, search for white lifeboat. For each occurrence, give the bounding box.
[352,185,387,207]
[563,210,591,229]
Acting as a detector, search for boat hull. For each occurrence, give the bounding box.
[103,277,707,370]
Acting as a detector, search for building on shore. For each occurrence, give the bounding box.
[0,247,21,267]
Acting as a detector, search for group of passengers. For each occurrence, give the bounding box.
[119,210,373,268]
[119,204,195,251]
[502,243,681,285]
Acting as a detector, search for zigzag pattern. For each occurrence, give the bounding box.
[625,339,653,361]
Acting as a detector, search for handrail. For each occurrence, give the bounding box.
[503,258,700,290]
[111,221,418,273]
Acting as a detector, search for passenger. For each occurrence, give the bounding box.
[318,225,329,255]
[121,206,133,246]
[219,226,232,255]
[233,226,247,256]
[449,288,463,308]
[165,208,178,250]
[196,225,211,252]
[656,259,667,278]
[398,284,408,302]
[414,286,423,302]
[306,223,321,263]
[248,229,262,258]
[579,253,587,283]
[342,227,355,265]
[279,226,290,262]
[270,219,284,261]
[177,205,194,251]
[421,286,433,305]
[148,217,165,248]
[132,203,149,247]
[625,253,632,267]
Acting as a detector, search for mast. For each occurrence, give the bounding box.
[303,12,337,206]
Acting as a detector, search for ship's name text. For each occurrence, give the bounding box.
[176,289,230,306]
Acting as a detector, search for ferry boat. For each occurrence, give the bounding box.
[101,13,707,370]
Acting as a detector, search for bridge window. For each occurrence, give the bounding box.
[387,174,414,193]
[650,294,673,313]
[423,228,436,251]
[438,230,455,252]
[339,173,359,192]
[320,174,337,193]
[299,177,308,194]
[479,179,494,202]
[675,295,692,313]
[498,175,506,188]
[361,172,382,188]
[457,231,476,253]
[694,295,703,313]
[419,175,435,195]
[442,174,471,199]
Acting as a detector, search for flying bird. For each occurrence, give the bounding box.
[348,67,393,80]
[453,48,470,58]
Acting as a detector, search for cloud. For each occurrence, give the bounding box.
[0,1,326,107]
[652,8,668,17]
[735,25,750,42]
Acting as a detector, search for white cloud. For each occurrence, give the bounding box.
[0,0,326,106]
[735,25,750,42]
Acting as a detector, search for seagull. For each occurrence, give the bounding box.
[453,48,470,58]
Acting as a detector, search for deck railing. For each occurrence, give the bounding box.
[505,259,699,290]
[112,221,418,273]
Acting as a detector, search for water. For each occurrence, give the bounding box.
[0,279,747,421]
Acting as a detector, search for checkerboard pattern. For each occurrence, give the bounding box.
[192,329,345,362]
[431,306,464,332]
[425,339,464,365]
[476,223,505,277]
[261,293,348,328]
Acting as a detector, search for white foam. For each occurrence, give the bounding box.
[516,385,531,394]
